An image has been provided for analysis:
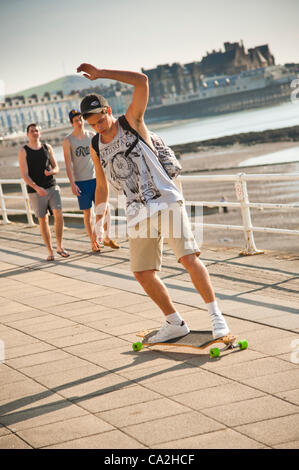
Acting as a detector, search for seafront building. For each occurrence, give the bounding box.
[0,86,131,138]
[0,92,81,137]
[142,41,276,106]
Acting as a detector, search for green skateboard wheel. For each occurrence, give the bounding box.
[132,342,143,352]
[238,339,248,350]
[209,347,220,358]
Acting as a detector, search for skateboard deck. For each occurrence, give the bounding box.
[133,330,248,358]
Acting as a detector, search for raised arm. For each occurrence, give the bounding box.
[76,63,149,132]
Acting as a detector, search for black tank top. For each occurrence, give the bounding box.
[24,144,56,193]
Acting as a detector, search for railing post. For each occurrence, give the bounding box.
[20,180,35,227]
[235,173,264,255]
[0,183,10,224]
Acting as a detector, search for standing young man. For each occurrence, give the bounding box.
[63,109,119,252]
[76,63,230,343]
[18,123,70,261]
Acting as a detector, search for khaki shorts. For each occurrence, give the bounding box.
[29,185,62,218]
[128,201,200,272]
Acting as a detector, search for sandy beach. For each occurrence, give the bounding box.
[0,127,299,253]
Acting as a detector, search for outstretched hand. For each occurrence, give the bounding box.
[77,63,100,81]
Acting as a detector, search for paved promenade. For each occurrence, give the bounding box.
[0,222,298,449]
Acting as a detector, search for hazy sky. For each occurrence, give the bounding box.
[1,0,298,95]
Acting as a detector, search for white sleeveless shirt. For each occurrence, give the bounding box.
[97,121,182,227]
[67,131,96,181]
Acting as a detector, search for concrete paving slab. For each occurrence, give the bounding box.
[45,429,146,449]
[0,396,89,433]
[5,349,72,369]
[201,356,298,380]
[16,414,114,448]
[203,395,298,427]
[31,364,106,389]
[123,411,224,447]
[275,389,299,406]
[0,379,49,403]
[143,369,230,396]
[40,330,109,348]
[4,341,54,361]
[173,382,265,410]
[0,311,53,327]
[63,337,130,358]
[0,426,11,438]
[0,433,32,448]
[99,397,190,428]
[240,369,299,394]
[236,414,299,447]
[78,384,161,414]
[154,428,268,449]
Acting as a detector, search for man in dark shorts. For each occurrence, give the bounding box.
[18,123,70,261]
[63,109,119,252]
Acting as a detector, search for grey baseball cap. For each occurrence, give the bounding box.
[80,94,109,118]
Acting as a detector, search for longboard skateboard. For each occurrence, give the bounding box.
[132,330,248,358]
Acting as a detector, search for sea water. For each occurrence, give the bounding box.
[52,100,299,166]
[152,101,299,146]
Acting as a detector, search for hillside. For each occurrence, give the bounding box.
[8,74,114,98]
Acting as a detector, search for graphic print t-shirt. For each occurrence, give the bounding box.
[97,121,183,227]
[67,131,96,181]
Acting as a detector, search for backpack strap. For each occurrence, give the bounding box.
[118,115,141,157]
[118,115,147,143]
[91,134,100,156]
[119,115,152,158]
[118,115,136,134]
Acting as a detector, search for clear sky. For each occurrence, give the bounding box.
[1,0,298,95]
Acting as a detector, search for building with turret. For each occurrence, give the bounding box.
[142,41,276,105]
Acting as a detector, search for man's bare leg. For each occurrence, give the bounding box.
[83,208,100,251]
[134,269,176,316]
[179,254,215,303]
[180,253,229,338]
[134,256,215,313]
[52,209,69,256]
[134,269,189,342]
[38,215,54,260]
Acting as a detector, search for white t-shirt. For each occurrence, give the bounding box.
[97,121,183,227]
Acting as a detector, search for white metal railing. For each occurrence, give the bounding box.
[177,173,299,255]
[1,173,299,256]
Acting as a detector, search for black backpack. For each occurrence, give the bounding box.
[91,115,181,179]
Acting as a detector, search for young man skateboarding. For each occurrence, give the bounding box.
[63,109,119,252]
[76,62,230,343]
[18,123,70,261]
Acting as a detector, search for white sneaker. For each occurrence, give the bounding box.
[210,312,230,339]
[148,321,190,343]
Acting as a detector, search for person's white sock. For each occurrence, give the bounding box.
[166,312,184,325]
[207,300,222,317]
